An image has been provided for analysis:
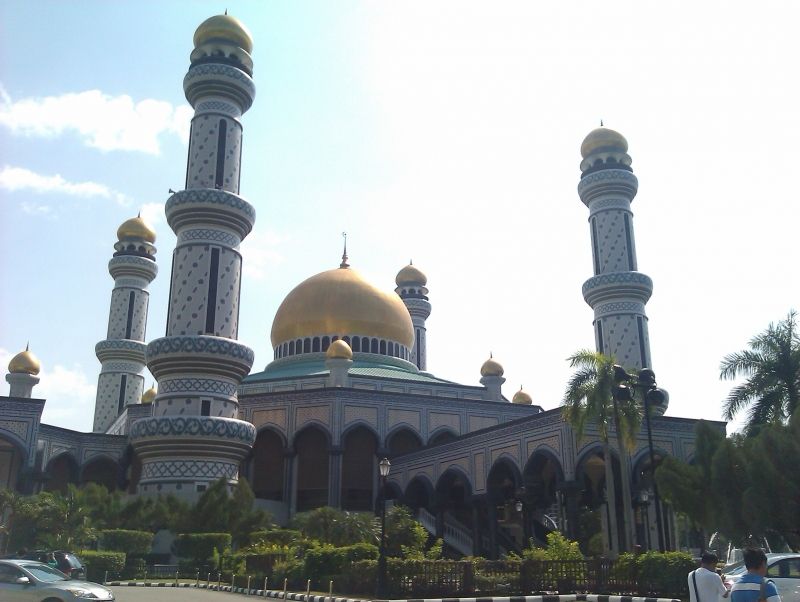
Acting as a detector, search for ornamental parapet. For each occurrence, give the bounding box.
[146,335,254,381]
[582,271,653,307]
[165,189,255,240]
[577,169,638,206]
[108,255,158,281]
[95,339,147,363]
[183,63,255,111]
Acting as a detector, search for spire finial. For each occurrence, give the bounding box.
[410,259,413,265]
[340,232,349,268]
[137,210,141,218]
[25,341,29,351]
[490,351,493,359]
[225,8,228,15]
[600,119,604,127]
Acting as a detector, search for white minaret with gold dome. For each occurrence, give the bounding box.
[6,345,41,398]
[131,14,257,499]
[396,262,431,371]
[479,354,505,401]
[578,127,658,386]
[92,215,158,432]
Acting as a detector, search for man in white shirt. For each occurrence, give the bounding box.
[689,551,730,602]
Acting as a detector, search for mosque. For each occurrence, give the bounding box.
[0,14,717,558]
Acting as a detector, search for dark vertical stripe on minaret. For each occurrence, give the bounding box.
[596,320,605,354]
[165,252,177,336]
[125,291,135,339]
[205,248,221,334]
[237,127,243,193]
[215,119,228,189]
[117,375,128,414]
[235,254,243,338]
[415,328,421,368]
[591,218,601,275]
[184,120,194,189]
[637,316,647,367]
[624,213,635,271]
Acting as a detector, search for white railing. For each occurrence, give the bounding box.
[416,508,474,556]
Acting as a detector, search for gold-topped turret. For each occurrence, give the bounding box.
[193,14,253,54]
[396,262,427,287]
[580,127,628,159]
[512,386,532,405]
[117,214,156,243]
[480,354,504,377]
[8,344,41,376]
[141,384,157,404]
[326,339,353,360]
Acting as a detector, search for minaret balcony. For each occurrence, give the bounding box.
[146,335,254,381]
[166,189,255,240]
[582,271,653,306]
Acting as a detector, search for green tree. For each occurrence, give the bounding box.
[0,489,26,554]
[291,506,376,546]
[720,310,800,435]
[384,505,427,558]
[37,485,97,549]
[562,350,641,554]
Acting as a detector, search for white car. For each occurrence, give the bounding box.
[0,559,115,601]
[723,553,800,601]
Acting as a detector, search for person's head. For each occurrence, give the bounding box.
[701,551,719,569]
[743,547,768,576]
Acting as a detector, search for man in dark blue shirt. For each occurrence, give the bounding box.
[731,548,781,602]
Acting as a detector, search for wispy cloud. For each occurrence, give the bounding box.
[0,165,128,205]
[241,230,288,280]
[0,87,192,154]
[0,348,96,431]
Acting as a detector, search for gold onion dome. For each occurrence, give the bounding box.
[8,345,41,375]
[326,339,353,360]
[141,385,157,404]
[271,265,415,349]
[396,263,427,287]
[512,387,532,405]
[580,127,628,158]
[117,215,156,243]
[194,14,253,54]
[480,355,504,377]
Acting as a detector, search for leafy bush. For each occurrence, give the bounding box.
[304,542,379,584]
[291,507,377,546]
[250,529,305,547]
[271,557,305,589]
[174,532,232,563]
[80,550,126,582]
[636,551,694,597]
[99,529,153,554]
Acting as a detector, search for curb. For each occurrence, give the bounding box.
[103,583,680,602]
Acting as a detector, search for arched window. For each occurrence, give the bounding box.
[352,337,361,352]
[322,336,330,351]
[303,338,311,353]
[362,337,370,352]
[342,335,350,345]
[379,340,387,355]
[295,427,329,511]
[341,427,378,511]
[371,339,379,353]
[289,340,295,355]
[296,339,303,354]
[250,429,285,501]
[313,337,321,352]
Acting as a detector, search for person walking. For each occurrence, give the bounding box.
[730,548,781,602]
[689,551,730,602]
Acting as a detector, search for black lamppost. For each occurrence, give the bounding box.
[612,366,667,552]
[376,457,391,599]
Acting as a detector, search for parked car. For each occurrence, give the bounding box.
[723,553,800,601]
[21,551,86,580]
[0,559,114,601]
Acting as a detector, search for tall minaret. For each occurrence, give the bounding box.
[578,127,657,377]
[395,263,431,371]
[93,215,157,433]
[130,14,257,499]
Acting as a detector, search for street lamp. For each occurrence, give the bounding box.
[613,366,666,552]
[376,457,391,599]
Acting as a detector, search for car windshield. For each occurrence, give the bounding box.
[21,563,69,582]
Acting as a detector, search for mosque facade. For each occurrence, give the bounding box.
[0,14,720,558]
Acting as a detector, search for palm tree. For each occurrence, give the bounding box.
[720,310,800,435]
[562,350,642,554]
[0,489,25,554]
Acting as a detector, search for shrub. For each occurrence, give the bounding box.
[174,533,232,563]
[98,529,153,554]
[636,550,694,597]
[250,529,305,547]
[271,556,305,589]
[80,550,126,582]
[304,542,379,584]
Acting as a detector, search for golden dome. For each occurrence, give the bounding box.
[194,14,253,54]
[117,215,156,243]
[480,356,504,377]
[141,384,157,404]
[512,387,532,405]
[326,339,353,360]
[271,265,415,349]
[8,345,40,375]
[396,263,427,287]
[580,127,628,159]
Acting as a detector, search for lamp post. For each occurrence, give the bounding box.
[612,366,666,552]
[376,457,391,599]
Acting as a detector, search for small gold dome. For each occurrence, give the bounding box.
[480,356,504,377]
[141,384,157,404]
[194,14,253,54]
[8,346,40,376]
[512,387,532,405]
[396,263,427,287]
[271,265,415,349]
[580,127,628,159]
[326,339,353,360]
[117,216,156,243]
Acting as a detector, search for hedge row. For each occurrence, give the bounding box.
[174,532,232,563]
[98,529,153,554]
[80,550,126,582]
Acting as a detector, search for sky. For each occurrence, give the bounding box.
[1,1,798,433]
